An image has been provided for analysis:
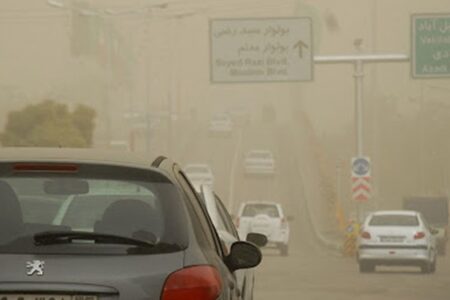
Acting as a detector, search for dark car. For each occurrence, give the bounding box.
[0,148,262,300]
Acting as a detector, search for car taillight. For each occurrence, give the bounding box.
[235,217,240,228]
[414,232,426,240]
[13,163,79,173]
[361,231,371,239]
[161,266,222,300]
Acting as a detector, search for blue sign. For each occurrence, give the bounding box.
[352,157,370,177]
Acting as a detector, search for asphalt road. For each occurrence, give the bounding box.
[173,118,450,300]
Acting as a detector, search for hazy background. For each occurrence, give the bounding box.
[2,1,450,298]
[1,0,450,209]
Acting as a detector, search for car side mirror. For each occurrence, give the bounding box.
[431,228,439,235]
[246,232,268,248]
[225,241,262,272]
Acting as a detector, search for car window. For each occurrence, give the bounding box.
[20,195,64,224]
[242,204,280,218]
[0,164,188,255]
[369,215,419,226]
[59,193,161,234]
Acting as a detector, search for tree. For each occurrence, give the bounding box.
[1,100,96,147]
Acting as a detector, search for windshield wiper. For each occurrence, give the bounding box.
[34,231,155,248]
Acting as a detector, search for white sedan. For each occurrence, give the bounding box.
[183,163,214,191]
[243,150,275,175]
[358,210,438,273]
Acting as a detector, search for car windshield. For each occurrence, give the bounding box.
[369,215,420,227]
[2,0,450,297]
[242,204,280,218]
[0,163,188,254]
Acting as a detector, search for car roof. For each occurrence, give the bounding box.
[0,147,158,170]
[370,210,419,216]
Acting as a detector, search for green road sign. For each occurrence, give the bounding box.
[412,14,450,78]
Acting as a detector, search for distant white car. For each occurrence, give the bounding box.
[183,164,214,190]
[236,201,290,256]
[209,113,233,136]
[244,150,275,175]
[198,185,266,300]
[358,210,438,273]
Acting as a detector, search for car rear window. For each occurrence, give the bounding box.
[369,215,419,226]
[0,163,188,255]
[242,204,280,218]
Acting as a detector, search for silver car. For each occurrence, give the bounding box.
[358,210,438,273]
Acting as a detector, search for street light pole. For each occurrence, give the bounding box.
[315,53,409,219]
[355,59,364,157]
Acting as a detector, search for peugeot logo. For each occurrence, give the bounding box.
[26,260,45,276]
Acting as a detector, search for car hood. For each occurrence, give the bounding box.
[0,251,185,299]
